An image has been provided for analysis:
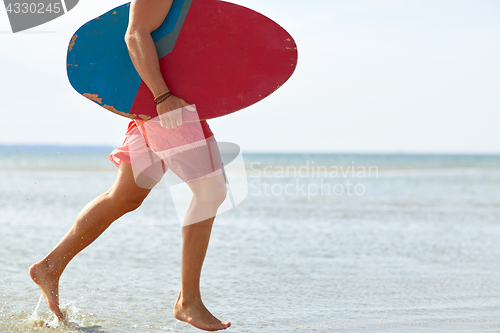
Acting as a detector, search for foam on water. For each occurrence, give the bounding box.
[15,295,99,332]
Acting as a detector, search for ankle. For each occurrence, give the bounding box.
[177,293,202,307]
[40,258,64,276]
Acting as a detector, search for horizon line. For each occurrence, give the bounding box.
[1,144,500,156]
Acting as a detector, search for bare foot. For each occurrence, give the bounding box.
[174,295,230,331]
[29,260,64,320]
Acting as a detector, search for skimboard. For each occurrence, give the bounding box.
[66,0,298,121]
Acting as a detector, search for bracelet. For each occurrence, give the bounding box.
[155,93,172,105]
[154,90,170,102]
[154,90,171,104]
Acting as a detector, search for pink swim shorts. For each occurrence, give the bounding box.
[108,120,223,185]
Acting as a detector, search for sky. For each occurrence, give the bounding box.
[1,0,499,153]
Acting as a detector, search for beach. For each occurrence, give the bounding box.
[1,146,499,332]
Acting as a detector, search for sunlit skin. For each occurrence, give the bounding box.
[30,0,231,330]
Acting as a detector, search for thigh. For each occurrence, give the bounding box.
[187,172,227,200]
[108,161,153,203]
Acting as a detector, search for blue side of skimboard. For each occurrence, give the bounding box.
[66,0,191,116]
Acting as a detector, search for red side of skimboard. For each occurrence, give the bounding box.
[130,0,297,120]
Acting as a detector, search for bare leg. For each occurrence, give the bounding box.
[173,173,231,331]
[30,163,151,319]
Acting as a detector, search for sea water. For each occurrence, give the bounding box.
[0,146,499,332]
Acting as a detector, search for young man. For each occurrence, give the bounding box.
[29,0,231,331]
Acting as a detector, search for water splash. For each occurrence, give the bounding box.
[23,294,97,330]
[24,294,46,327]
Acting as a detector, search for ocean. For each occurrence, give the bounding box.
[0,145,499,332]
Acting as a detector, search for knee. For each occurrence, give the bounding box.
[194,182,227,208]
[213,184,227,206]
[108,190,146,213]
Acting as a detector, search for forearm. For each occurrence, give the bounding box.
[125,30,168,97]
